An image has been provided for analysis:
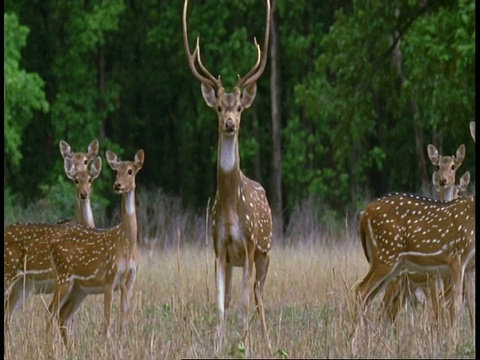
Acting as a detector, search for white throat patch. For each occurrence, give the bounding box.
[219,135,236,172]
[80,198,95,227]
[125,192,136,216]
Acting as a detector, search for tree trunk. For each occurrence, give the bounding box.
[97,45,106,141]
[269,0,283,239]
[390,18,429,192]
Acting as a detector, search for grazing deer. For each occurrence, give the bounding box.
[48,149,144,347]
[356,191,475,328]
[4,142,102,332]
[183,0,272,354]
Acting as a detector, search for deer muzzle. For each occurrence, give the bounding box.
[438,177,447,186]
[114,183,123,192]
[224,118,236,133]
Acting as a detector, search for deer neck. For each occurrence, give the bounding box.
[75,198,95,227]
[439,186,455,201]
[120,190,138,252]
[218,133,240,173]
[217,133,243,203]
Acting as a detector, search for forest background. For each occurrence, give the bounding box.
[4,0,475,242]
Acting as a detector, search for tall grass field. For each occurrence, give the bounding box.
[4,190,475,359]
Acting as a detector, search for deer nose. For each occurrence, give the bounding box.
[79,191,88,200]
[438,178,447,186]
[114,182,122,191]
[224,119,235,132]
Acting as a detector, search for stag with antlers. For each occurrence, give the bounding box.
[183,0,273,354]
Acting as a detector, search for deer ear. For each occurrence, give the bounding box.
[455,144,466,164]
[458,171,470,192]
[201,83,217,108]
[241,83,257,109]
[427,144,439,166]
[64,158,76,180]
[90,157,102,180]
[60,140,72,160]
[106,150,119,170]
[87,140,99,159]
[134,149,145,170]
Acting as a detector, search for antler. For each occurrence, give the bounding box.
[183,0,271,90]
[182,0,223,89]
[236,0,271,89]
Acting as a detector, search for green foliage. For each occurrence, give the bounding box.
[4,13,49,169]
[289,0,475,217]
[230,341,246,359]
[456,340,475,357]
[49,1,125,143]
[401,0,475,133]
[3,0,476,229]
[278,348,289,359]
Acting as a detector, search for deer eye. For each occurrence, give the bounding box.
[217,106,222,113]
[237,106,242,112]
[84,159,88,165]
[88,178,93,183]
[74,179,79,185]
[451,165,455,170]
[128,169,133,175]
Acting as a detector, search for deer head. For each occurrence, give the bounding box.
[427,143,465,188]
[64,156,102,201]
[182,0,271,136]
[59,139,99,173]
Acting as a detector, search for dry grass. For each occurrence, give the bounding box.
[4,239,475,359]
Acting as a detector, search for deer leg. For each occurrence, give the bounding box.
[241,251,254,356]
[104,283,114,339]
[440,277,456,326]
[464,271,475,329]
[48,280,74,345]
[254,250,272,353]
[58,287,87,348]
[224,264,233,310]
[120,266,137,334]
[427,276,442,323]
[449,260,464,327]
[119,284,129,334]
[381,276,403,323]
[214,251,227,354]
[356,262,399,311]
[4,280,32,332]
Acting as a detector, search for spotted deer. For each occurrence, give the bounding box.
[432,171,470,201]
[59,139,99,173]
[380,147,472,324]
[4,142,102,332]
[59,139,101,227]
[356,191,475,328]
[183,0,272,354]
[47,149,144,347]
[427,143,466,201]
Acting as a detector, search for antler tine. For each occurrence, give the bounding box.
[183,0,222,89]
[236,38,261,85]
[196,42,223,88]
[237,0,271,89]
